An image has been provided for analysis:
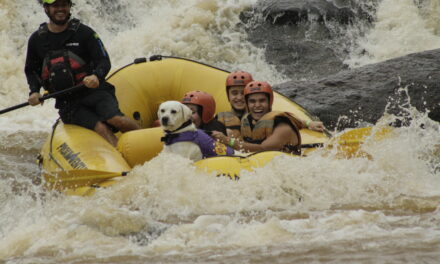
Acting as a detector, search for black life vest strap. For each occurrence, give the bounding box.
[243,137,264,144]
[226,125,241,130]
[38,18,81,52]
[243,137,301,155]
[38,18,81,38]
[283,144,301,155]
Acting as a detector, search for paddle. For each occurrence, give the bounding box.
[0,84,85,115]
[44,169,128,190]
[323,126,394,158]
[299,126,394,158]
[328,126,393,144]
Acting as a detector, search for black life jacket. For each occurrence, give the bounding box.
[38,19,89,93]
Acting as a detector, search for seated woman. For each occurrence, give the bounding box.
[181,90,227,135]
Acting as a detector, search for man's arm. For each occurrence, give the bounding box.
[212,123,297,153]
[260,123,298,150]
[24,33,45,105]
[79,27,112,89]
[286,112,325,132]
[24,34,43,95]
[86,29,111,81]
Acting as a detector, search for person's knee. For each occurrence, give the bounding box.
[106,115,125,128]
[106,115,140,132]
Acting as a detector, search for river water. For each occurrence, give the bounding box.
[1,0,440,263]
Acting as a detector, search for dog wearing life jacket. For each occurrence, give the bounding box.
[158,101,234,162]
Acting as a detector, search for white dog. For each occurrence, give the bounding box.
[157,101,204,161]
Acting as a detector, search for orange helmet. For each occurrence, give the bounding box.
[181,91,216,124]
[244,81,274,108]
[226,71,253,88]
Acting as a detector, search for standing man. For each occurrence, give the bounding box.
[212,81,325,154]
[25,0,140,146]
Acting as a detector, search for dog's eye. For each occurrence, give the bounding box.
[161,109,165,113]
[171,110,177,114]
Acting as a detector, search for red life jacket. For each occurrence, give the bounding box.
[41,49,88,93]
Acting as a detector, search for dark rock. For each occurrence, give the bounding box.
[239,0,438,129]
[276,49,440,129]
[244,20,347,79]
[242,0,378,79]
[256,0,357,25]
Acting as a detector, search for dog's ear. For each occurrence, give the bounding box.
[181,103,193,121]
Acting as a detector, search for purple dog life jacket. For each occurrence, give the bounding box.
[161,129,234,158]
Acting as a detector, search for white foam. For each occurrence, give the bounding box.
[347,0,440,66]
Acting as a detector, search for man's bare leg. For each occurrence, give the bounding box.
[106,115,141,132]
[94,121,118,147]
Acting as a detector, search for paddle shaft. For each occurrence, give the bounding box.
[0,84,85,115]
[46,171,128,184]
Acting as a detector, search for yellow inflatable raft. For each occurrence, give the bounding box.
[39,56,329,196]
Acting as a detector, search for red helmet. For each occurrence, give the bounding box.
[181,91,216,124]
[226,71,253,88]
[244,81,274,108]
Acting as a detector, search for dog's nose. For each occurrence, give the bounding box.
[161,116,169,126]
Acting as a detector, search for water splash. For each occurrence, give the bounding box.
[347,0,440,66]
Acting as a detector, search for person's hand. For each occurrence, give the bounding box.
[211,130,228,145]
[309,121,325,132]
[28,92,42,106]
[83,74,99,88]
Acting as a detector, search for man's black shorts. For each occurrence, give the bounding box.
[59,83,123,130]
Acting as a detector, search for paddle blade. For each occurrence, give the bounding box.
[335,126,393,143]
[327,126,394,158]
[44,169,128,191]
